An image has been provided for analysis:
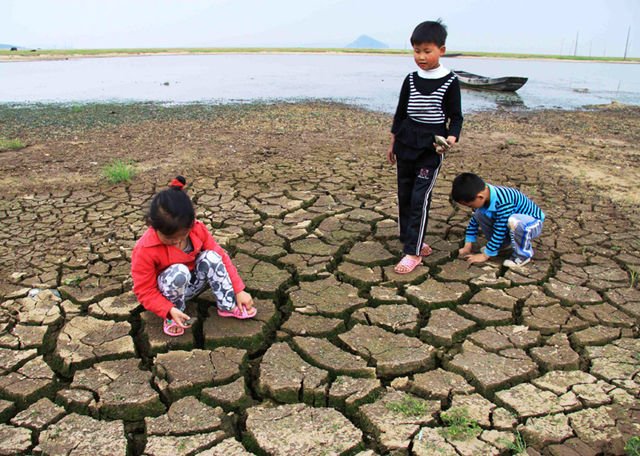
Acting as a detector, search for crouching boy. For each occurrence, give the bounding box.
[451,172,545,267]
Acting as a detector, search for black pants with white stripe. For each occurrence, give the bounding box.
[396,152,443,256]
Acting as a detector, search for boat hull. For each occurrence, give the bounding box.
[454,71,528,92]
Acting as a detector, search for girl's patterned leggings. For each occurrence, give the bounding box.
[157,250,236,315]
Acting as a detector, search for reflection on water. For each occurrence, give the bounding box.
[0,54,639,113]
[462,89,525,108]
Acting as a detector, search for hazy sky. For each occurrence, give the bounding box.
[3,0,638,57]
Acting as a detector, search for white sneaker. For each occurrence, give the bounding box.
[503,256,531,268]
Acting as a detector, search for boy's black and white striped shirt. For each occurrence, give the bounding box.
[406,73,457,124]
[390,71,463,140]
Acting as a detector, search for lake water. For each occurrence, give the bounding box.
[1,53,639,113]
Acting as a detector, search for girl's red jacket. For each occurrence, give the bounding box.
[131,220,245,319]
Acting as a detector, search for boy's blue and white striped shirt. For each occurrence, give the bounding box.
[465,184,545,256]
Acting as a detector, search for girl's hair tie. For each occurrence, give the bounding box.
[170,177,185,190]
[148,175,193,232]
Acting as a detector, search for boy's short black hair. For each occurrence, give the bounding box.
[411,19,448,47]
[451,172,486,203]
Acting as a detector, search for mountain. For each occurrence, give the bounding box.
[0,44,20,49]
[345,35,388,49]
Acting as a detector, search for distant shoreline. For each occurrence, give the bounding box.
[1,47,638,63]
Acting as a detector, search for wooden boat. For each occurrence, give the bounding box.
[453,70,528,92]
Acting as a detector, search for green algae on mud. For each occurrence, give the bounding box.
[0,101,335,139]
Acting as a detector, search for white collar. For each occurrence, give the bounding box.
[417,65,450,79]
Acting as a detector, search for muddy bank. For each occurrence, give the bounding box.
[0,101,639,455]
[1,101,639,205]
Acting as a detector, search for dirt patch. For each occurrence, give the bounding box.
[458,102,640,206]
[0,102,390,194]
[1,101,639,206]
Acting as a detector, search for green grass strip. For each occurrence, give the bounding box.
[0,137,26,151]
[2,47,638,62]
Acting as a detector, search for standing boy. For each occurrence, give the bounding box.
[388,19,463,274]
[451,172,545,267]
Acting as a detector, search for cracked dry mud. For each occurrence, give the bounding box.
[0,101,639,455]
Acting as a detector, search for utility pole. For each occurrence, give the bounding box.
[574,31,579,56]
[560,38,564,55]
[623,26,630,60]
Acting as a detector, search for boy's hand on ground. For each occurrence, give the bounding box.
[458,243,473,257]
[236,290,254,311]
[168,307,190,328]
[465,253,490,264]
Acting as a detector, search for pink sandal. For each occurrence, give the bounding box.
[163,319,184,337]
[217,305,257,319]
[420,243,433,257]
[394,255,422,274]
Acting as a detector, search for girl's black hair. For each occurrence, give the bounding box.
[410,19,448,47]
[451,172,486,203]
[147,176,195,235]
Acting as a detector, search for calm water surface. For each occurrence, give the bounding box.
[1,54,639,113]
